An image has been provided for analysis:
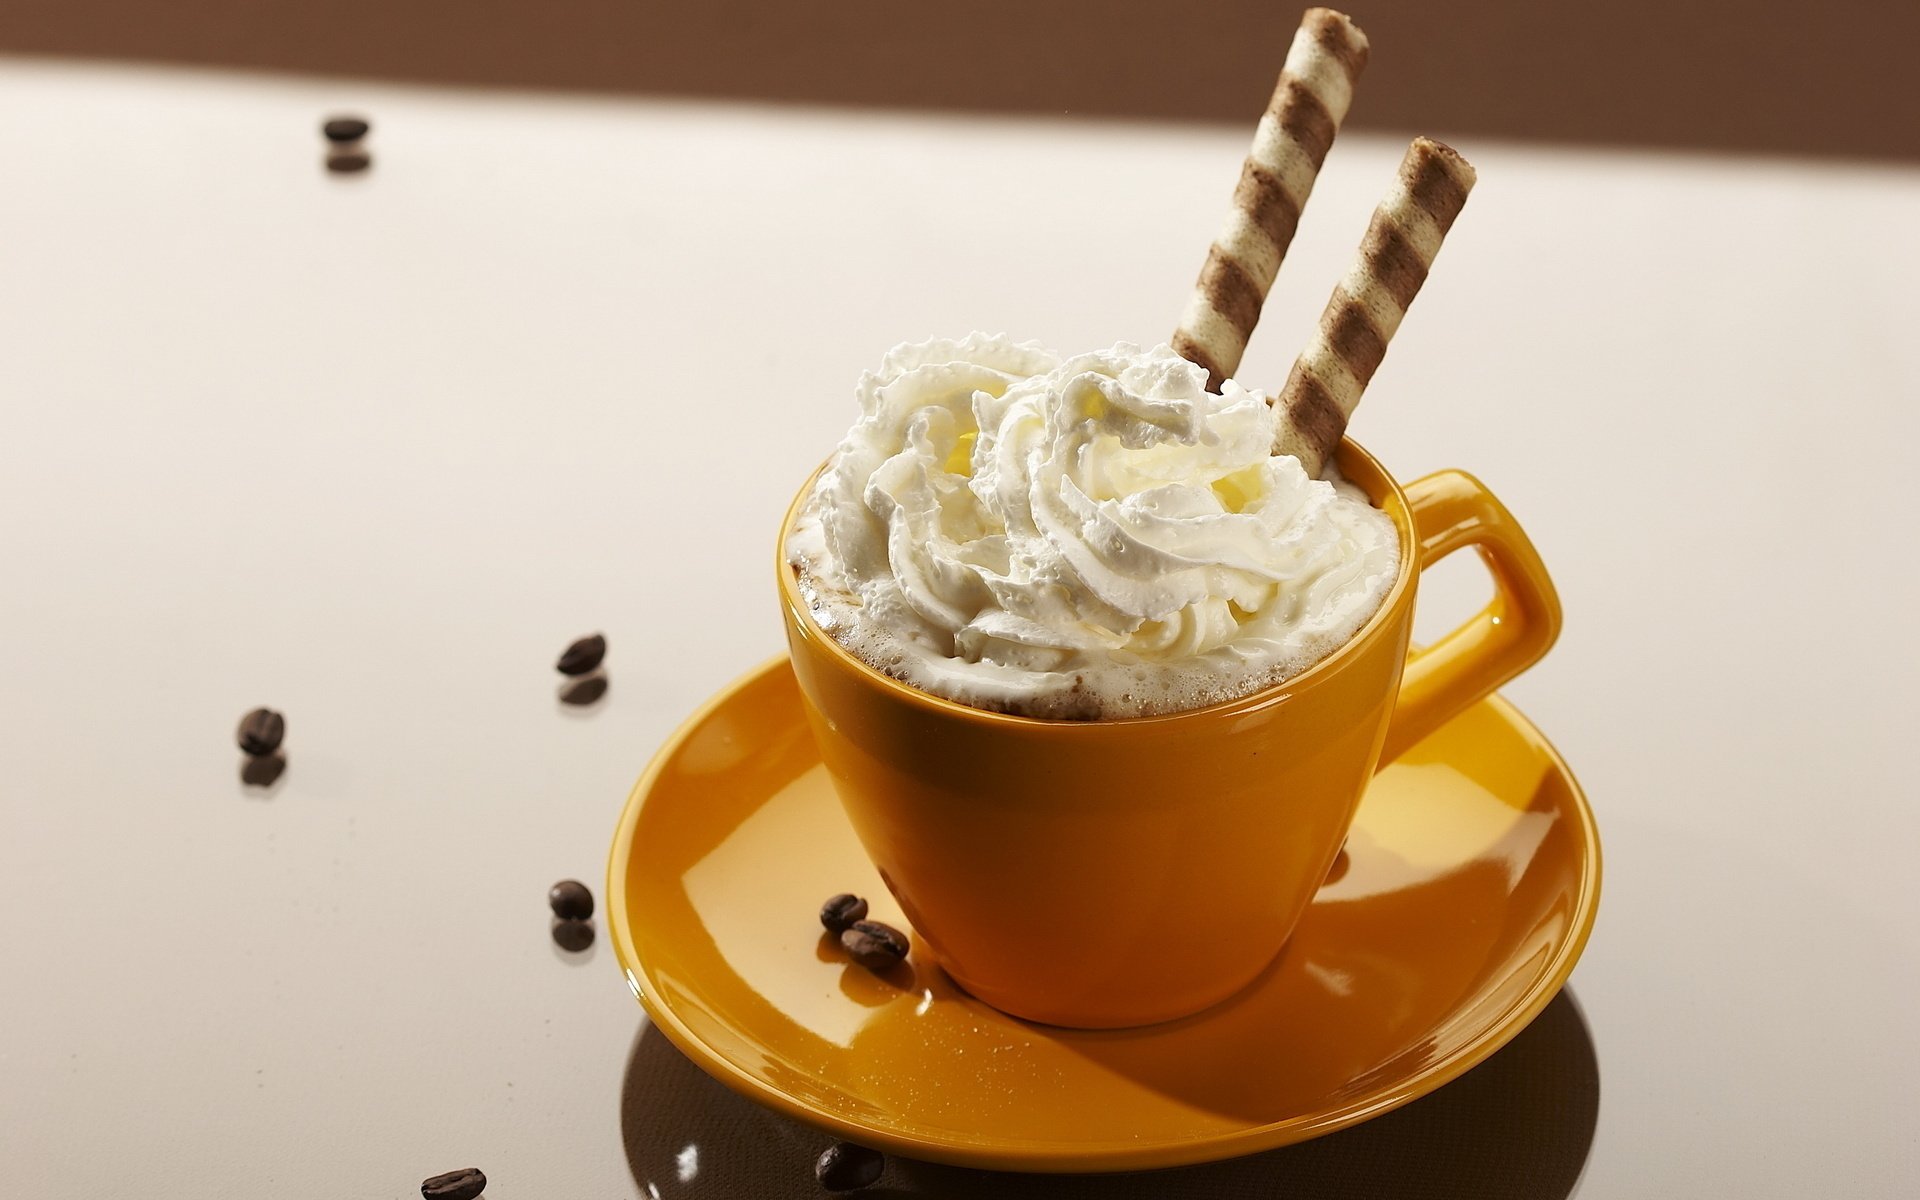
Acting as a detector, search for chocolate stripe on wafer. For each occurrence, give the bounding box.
[1273,137,1477,477]
[1171,8,1370,390]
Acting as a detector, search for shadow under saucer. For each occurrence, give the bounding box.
[620,988,1600,1199]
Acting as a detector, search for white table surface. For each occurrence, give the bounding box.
[2,59,1916,1199]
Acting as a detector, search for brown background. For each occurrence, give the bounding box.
[5,0,1917,161]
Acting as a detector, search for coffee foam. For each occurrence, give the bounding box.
[786,335,1400,721]
[792,557,1391,720]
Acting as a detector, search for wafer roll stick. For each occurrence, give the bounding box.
[1273,137,1476,477]
[1172,8,1370,390]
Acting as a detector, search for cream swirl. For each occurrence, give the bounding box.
[787,335,1399,719]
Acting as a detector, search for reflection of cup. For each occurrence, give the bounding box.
[779,440,1560,1029]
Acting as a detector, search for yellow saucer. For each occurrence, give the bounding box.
[606,657,1601,1173]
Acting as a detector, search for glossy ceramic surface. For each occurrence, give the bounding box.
[777,443,1562,1027]
[606,656,1600,1172]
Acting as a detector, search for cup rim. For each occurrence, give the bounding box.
[777,437,1417,728]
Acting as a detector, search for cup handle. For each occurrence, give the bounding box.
[1377,470,1562,765]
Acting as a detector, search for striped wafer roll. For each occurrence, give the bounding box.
[1171,8,1370,390]
[1273,137,1476,477]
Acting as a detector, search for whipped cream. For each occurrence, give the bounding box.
[787,335,1400,719]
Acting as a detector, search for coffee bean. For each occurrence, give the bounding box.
[551,919,594,953]
[557,675,609,706]
[549,880,593,921]
[240,753,287,788]
[815,1142,884,1192]
[840,921,908,971]
[322,116,370,142]
[555,633,607,676]
[236,708,285,757]
[819,893,869,934]
[420,1167,485,1200]
[326,150,372,173]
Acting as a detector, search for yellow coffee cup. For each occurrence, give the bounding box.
[778,440,1560,1028]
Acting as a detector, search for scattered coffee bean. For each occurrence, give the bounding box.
[557,675,609,707]
[240,753,287,788]
[420,1167,485,1200]
[551,919,594,953]
[840,920,908,971]
[819,893,869,934]
[555,633,607,676]
[236,708,285,757]
[815,1142,884,1193]
[322,116,370,143]
[326,150,372,174]
[549,880,593,921]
